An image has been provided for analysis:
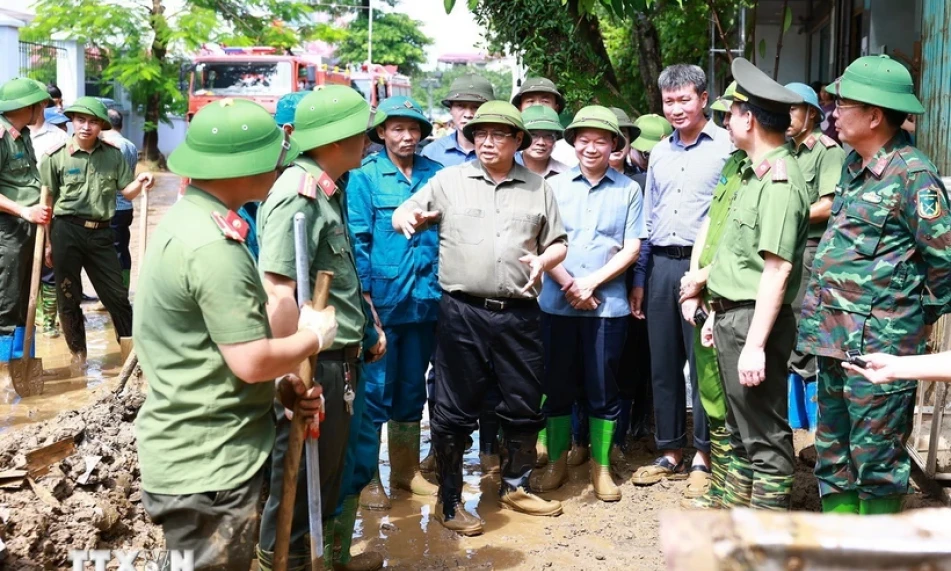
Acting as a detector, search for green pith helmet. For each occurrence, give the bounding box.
[826,54,924,114]
[563,105,625,152]
[631,114,672,152]
[370,96,432,144]
[511,77,565,112]
[294,85,386,151]
[710,81,738,112]
[441,73,496,108]
[609,107,641,146]
[521,105,564,137]
[63,96,113,130]
[461,100,532,151]
[167,98,300,179]
[0,78,51,113]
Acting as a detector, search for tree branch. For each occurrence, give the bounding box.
[705,0,734,64]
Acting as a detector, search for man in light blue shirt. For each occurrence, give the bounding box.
[420,73,494,167]
[533,106,644,503]
[629,64,732,498]
[103,108,138,288]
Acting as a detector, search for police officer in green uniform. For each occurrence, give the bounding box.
[798,55,951,515]
[256,85,387,570]
[0,78,51,363]
[699,58,809,511]
[39,97,154,364]
[783,82,846,420]
[679,81,747,509]
[135,98,334,571]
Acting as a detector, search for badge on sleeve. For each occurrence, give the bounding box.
[771,158,788,182]
[917,186,943,220]
[212,210,249,242]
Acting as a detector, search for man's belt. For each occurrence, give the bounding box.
[58,215,111,230]
[709,298,755,314]
[654,245,693,259]
[448,290,537,311]
[320,345,363,363]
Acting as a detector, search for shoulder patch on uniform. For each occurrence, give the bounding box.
[897,146,935,174]
[297,173,318,199]
[211,210,249,242]
[45,140,67,156]
[772,158,788,182]
[819,134,837,148]
[917,186,943,220]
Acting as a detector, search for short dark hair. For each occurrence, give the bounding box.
[107,109,123,130]
[658,64,706,96]
[880,107,908,131]
[735,101,791,134]
[47,84,62,99]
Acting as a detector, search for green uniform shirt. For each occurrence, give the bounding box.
[0,115,41,207]
[791,129,847,239]
[39,136,134,220]
[707,145,810,305]
[258,156,367,349]
[134,186,274,495]
[698,150,748,269]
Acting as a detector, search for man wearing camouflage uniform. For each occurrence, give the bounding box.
[798,55,951,515]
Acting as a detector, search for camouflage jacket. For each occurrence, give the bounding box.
[798,134,951,390]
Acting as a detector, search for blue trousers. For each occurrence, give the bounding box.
[541,313,628,422]
[338,323,436,503]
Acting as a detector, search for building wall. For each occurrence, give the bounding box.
[125,114,188,159]
[868,0,921,58]
[752,24,812,84]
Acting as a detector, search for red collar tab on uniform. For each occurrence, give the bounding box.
[6,126,21,140]
[870,154,890,178]
[772,158,788,182]
[317,171,336,197]
[754,159,772,179]
[298,173,318,199]
[212,210,248,243]
[803,134,817,150]
[819,134,837,148]
[68,142,79,155]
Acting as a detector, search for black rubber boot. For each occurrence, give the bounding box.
[434,431,483,535]
[499,432,563,517]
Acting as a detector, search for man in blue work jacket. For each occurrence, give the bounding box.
[347,96,443,510]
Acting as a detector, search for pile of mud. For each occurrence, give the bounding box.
[0,387,162,569]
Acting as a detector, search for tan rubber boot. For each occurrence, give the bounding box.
[566,442,589,466]
[334,552,384,571]
[590,460,621,502]
[119,337,134,362]
[530,451,567,492]
[499,487,563,516]
[359,470,391,510]
[419,448,435,473]
[388,421,437,496]
[435,499,484,536]
[479,452,500,475]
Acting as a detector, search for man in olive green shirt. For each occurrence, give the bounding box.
[0,78,51,360]
[256,85,386,571]
[39,97,153,363]
[136,98,334,571]
[700,58,810,511]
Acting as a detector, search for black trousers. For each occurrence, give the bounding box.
[645,253,709,453]
[50,218,133,354]
[0,213,35,335]
[431,295,545,439]
[111,208,134,270]
[619,315,652,422]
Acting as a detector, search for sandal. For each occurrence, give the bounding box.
[682,464,712,499]
[631,456,688,485]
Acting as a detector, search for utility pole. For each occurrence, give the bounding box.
[367,0,373,63]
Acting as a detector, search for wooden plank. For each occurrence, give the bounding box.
[25,438,75,479]
[0,470,27,490]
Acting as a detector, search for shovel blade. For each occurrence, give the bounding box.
[7,357,44,398]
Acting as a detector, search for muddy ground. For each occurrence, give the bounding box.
[0,175,945,570]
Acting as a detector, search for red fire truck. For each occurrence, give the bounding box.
[348,63,412,107]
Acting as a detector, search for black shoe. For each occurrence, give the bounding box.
[81,292,98,303]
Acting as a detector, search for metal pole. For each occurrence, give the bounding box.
[367,0,373,64]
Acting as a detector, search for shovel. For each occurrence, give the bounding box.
[0,188,50,397]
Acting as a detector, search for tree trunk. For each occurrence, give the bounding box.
[142,0,167,163]
[773,0,789,79]
[565,0,621,95]
[633,12,663,114]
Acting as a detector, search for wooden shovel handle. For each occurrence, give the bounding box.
[22,188,50,356]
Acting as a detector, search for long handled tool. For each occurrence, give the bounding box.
[0,188,50,397]
[274,212,333,571]
[115,189,151,393]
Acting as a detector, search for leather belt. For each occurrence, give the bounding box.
[448,290,537,311]
[58,215,111,230]
[320,345,362,363]
[709,298,755,314]
[654,245,693,259]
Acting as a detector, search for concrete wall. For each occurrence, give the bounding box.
[752,24,812,85]
[868,0,921,58]
[125,113,187,158]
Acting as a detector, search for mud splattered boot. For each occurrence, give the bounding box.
[749,473,794,511]
[821,491,860,514]
[359,469,391,511]
[478,437,500,476]
[721,455,754,508]
[434,432,483,535]
[530,415,570,492]
[566,441,589,467]
[37,283,59,336]
[681,423,731,509]
[387,421,437,496]
[860,495,903,515]
[536,427,549,467]
[329,495,384,571]
[419,447,435,473]
[499,431,563,517]
[589,418,621,502]
[254,544,311,571]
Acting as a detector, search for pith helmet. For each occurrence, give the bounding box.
[826,55,924,114]
[784,82,824,121]
[609,107,641,146]
[370,96,432,144]
[441,73,495,108]
[167,98,299,179]
[294,85,386,151]
[64,96,113,130]
[564,105,625,152]
[0,78,51,113]
[511,77,565,112]
[461,101,532,151]
[710,81,738,112]
[631,114,672,152]
[521,105,564,136]
[275,92,308,126]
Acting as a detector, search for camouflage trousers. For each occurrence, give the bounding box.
[814,356,916,500]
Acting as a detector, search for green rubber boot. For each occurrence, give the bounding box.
[749,473,794,511]
[122,269,131,289]
[536,394,549,466]
[328,495,383,570]
[530,415,570,492]
[722,455,754,508]
[682,422,730,509]
[37,283,59,335]
[589,418,620,502]
[860,495,903,515]
[821,491,860,514]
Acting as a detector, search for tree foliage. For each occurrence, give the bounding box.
[334,11,432,76]
[410,65,513,118]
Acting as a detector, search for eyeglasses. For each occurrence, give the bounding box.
[472,129,516,143]
[834,99,866,110]
[530,132,557,143]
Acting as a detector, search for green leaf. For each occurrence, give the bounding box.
[444,0,455,13]
[467,0,479,10]
[782,5,793,34]
[758,38,767,59]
